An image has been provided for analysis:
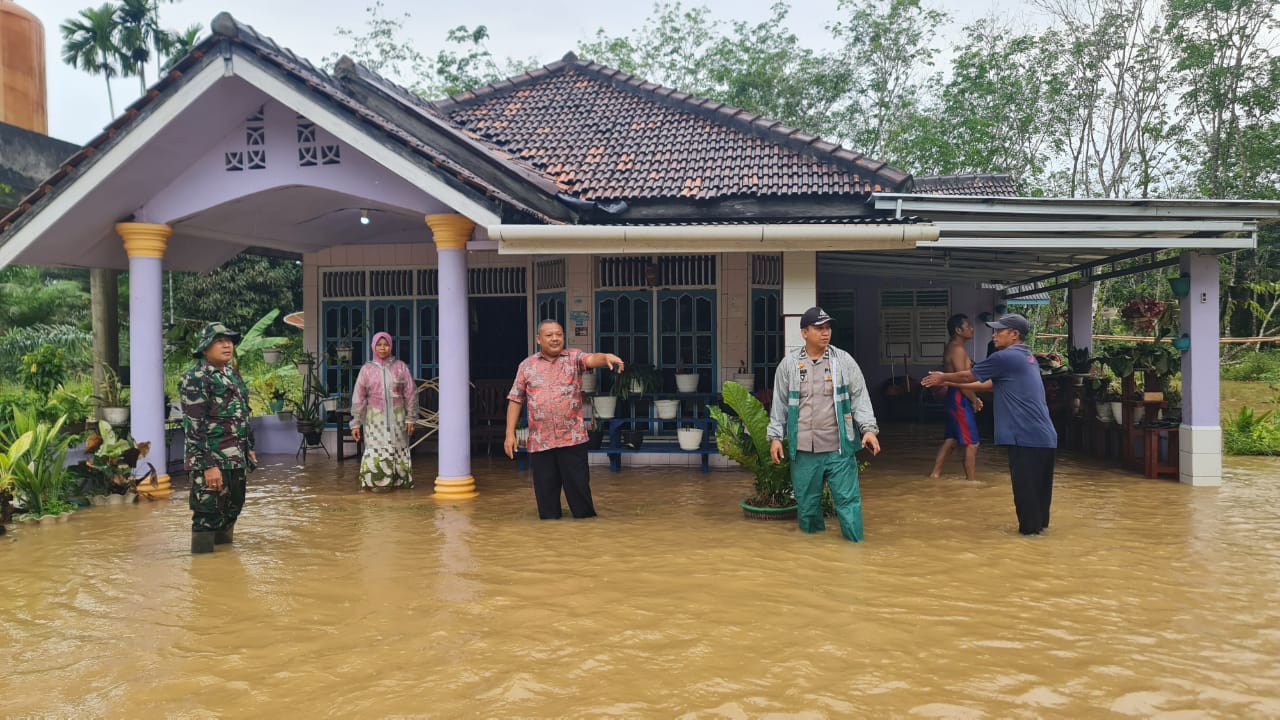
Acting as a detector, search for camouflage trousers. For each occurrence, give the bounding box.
[190,468,247,532]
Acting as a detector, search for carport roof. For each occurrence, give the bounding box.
[810,193,1280,288]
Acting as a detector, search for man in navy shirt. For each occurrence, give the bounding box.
[921,314,1057,535]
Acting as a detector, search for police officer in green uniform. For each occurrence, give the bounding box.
[181,322,256,554]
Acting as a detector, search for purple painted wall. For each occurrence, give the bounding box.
[138,98,441,225]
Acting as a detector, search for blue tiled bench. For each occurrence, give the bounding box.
[592,417,719,473]
[514,417,719,473]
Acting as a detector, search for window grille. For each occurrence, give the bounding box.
[751,254,782,286]
[322,271,366,299]
[468,267,526,296]
[369,269,414,298]
[534,258,566,291]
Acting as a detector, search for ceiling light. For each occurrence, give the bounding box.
[359,210,370,226]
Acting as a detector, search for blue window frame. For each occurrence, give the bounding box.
[321,301,366,402]
[416,299,439,381]
[596,291,651,396]
[751,289,783,389]
[368,300,415,367]
[658,290,716,392]
[535,292,566,330]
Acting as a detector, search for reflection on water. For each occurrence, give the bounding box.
[3,431,1279,718]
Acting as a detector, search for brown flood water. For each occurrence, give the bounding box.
[3,427,1280,718]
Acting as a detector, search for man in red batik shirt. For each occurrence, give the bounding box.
[505,320,624,519]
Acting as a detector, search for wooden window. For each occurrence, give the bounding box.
[880,289,950,363]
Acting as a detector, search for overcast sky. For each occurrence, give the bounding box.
[30,0,1037,144]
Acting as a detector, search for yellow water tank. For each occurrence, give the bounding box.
[0,0,47,134]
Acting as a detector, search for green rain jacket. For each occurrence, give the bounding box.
[766,345,879,460]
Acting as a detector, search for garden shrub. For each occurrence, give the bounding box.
[1221,349,1280,383]
[1223,407,1280,456]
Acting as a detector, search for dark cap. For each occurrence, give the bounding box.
[985,313,1030,338]
[800,306,833,328]
[192,322,242,358]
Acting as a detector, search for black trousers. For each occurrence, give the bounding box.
[529,443,596,519]
[1007,445,1056,535]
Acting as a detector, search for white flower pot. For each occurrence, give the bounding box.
[1108,401,1123,424]
[1095,402,1113,423]
[592,396,617,419]
[675,373,700,393]
[733,373,755,390]
[630,379,645,395]
[337,346,353,364]
[580,372,598,394]
[321,397,340,414]
[262,348,283,365]
[677,427,704,451]
[654,399,680,419]
[102,406,130,425]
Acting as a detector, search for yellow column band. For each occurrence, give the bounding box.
[116,222,173,258]
[425,213,476,251]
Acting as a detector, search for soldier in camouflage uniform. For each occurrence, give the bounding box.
[181,322,257,554]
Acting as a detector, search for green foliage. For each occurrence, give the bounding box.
[94,362,128,407]
[611,363,662,400]
[60,2,124,117]
[0,410,75,517]
[709,381,793,507]
[169,255,302,343]
[1223,406,1280,455]
[69,420,151,495]
[327,2,535,97]
[0,267,91,334]
[20,345,68,397]
[1221,349,1280,382]
[0,324,93,377]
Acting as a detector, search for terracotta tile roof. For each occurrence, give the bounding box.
[913,173,1018,197]
[434,54,913,202]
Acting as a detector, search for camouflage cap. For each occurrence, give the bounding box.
[192,322,242,358]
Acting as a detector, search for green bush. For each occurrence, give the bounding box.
[1223,407,1280,456]
[1221,350,1280,382]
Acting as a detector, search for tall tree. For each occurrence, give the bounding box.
[826,0,949,163]
[116,0,172,93]
[60,3,125,119]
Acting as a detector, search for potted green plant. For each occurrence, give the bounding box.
[708,381,796,519]
[93,363,130,426]
[292,367,327,445]
[69,420,154,502]
[612,363,661,401]
[1067,346,1094,381]
[674,356,700,393]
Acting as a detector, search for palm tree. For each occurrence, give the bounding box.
[60,3,125,119]
[162,23,203,71]
[116,0,172,93]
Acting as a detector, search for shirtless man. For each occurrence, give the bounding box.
[929,314,984,480]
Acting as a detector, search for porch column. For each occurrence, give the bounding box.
[781,251,817,353]
[1068,281,1095,354]
[427,213,478,499]
[116,222,173,498]
[1179,252,1221,487]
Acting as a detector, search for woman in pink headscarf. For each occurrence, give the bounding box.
[349,332,417,490]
